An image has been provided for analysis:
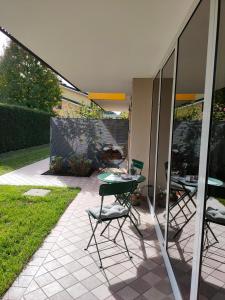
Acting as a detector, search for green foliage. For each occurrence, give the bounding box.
[50,156,64,173]
[120,111,129,119]
[78,101,103,119]
[175,103,202,121]
[0,103,50,153]
[0,41,61,113]
[0,144,49,175]
[175,88,225,121]
[0,185,80,296]
[68,154,92,176]
[49,154,93,176]
[213,88,225,120]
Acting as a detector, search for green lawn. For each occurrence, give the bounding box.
[0,185,80,296]
[0,144,50,176]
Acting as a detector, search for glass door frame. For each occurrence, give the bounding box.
[149,42,181,298]
[190,0,219,298]
[153,69,161,213]
[147,0,220,299]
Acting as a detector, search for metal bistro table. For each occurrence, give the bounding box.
[98,172,146,184]
[177,176,224,189]
[98,172,146,237]
[171,176,224,237]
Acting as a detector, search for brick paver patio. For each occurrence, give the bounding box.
[0,158,90,187]
[1,159,174,300]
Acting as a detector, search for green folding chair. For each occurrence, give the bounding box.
[130,159,144,175]
[85,181,138,268]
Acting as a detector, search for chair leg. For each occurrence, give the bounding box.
[113,216,126,242]
[170,195,194,225]
[206,221,219,244]
[84,215,102,268]
[120,197,139,225]
[92,225,103,268]
[169,191,186,210]
[117,218,132,259]
[84,214,97,250]
[173,211,196,238]
[100,220,112,236]
[128,215,143,238]
[203,220,219,250]
[203,222,208,250]
[169,210,179,228]
[129,209,139,225]
[178,190,192,214]
[131,206,141,225]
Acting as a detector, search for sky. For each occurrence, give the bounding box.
[0,31,10,56]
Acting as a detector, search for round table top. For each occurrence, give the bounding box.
[98,172,146,184]
[174,176,224,187]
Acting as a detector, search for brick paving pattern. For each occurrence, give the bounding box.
[1,159,174,300]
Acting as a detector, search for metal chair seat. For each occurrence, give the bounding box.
[206,206,225,225]
[87,203,128,220]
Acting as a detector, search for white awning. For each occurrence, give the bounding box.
[0,0,195,110]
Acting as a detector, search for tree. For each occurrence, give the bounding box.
[77,102,103,119]
[0,41,61,113]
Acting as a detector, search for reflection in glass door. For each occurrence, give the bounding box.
[166,0,210,298]
[148,73,160,206]
[198,1,225,298]
[155,52,175,237]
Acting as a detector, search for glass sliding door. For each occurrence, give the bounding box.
[198,1,225,298]
[155,52,175,236]
[166,0,210,298]
[148,72,160,206]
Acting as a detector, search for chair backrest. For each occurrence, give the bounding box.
[99,181,137,196]
[131,159,144,174]
[98,181,138,219]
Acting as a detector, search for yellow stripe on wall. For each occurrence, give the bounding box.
[88,92,126,101]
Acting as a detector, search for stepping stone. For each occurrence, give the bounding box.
[23,189,51,197]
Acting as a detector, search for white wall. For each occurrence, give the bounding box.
[129,78,153,187]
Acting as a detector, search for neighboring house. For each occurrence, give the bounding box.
[54,82,91,117]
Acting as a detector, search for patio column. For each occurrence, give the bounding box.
[129,78,153,190]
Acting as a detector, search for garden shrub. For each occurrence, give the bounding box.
[0,103,50,153]
[49,154,93,177]
[68,154,93,177]
[50,156,64,173]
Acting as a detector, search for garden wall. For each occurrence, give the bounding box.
[50,118,129,169]
[0,103,50,153]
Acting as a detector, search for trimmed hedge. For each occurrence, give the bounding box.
[0,103,50,153]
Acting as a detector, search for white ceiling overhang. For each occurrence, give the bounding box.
[0,0,196,111]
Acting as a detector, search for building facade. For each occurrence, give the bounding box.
[130,1,225,299]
